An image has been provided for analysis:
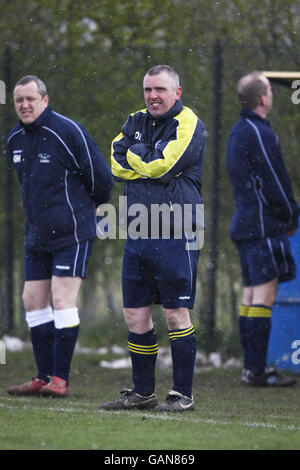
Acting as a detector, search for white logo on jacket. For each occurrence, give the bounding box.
[39,153,51,163]
[13,149,22,163]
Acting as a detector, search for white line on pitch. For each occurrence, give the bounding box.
[0,399,299,432]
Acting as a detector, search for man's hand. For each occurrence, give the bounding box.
[287,228,298,237]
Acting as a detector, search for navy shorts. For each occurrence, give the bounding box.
[235,236,296,287]
[122,237,200,309]
[25,240,94,281]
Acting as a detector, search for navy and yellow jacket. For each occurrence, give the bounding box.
[226,108,299,241]
[111,99,206,233]
[8,106,113,251]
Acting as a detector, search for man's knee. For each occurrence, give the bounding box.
[52,291,66,311]
[22,280,51,312]
[22,290,35,312]
[51,276,82,310]
[252,277,278,308]
[164,308,191,330]
[242,286,253,306]
[123,306,153,334]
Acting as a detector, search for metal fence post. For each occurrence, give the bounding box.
[205,39,223,348]
[2,45,14,334]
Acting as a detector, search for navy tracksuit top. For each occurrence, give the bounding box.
[226,108,299,241]
[7,106,113,251]
[111,99,206,234]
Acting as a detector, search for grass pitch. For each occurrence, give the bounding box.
[0,350,299,451]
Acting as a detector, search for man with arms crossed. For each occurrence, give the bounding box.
[99,65,206,412]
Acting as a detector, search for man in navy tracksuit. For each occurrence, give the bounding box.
[99,65,206,412]
[227,71,299,386]
[7,75,113,396]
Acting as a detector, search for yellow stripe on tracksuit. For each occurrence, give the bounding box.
[128,342,158,355]
[111,109,147,181]
[111,132,144,181]
[169,325,195,342]
[126,107,198,179]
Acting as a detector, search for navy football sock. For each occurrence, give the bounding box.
[30,320,54,382]
[128,329,158,396]
[247,305,272,377]
[53,325,79,384]
[239,305,249,369]
[169,325,196,398]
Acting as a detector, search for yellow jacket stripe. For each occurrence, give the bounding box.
[248,306,272,318]
[111,132,144,180]
[169,325,195,341]
[126,107,198,179]
[128,342,158,355]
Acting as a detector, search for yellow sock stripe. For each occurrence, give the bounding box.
[128,342,158,351]
[239,305,249,317]
[128,342,158,355]
[248,306,272,318]
[169,325,195,341]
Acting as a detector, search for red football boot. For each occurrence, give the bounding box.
[39,376,69,397]
[7,377,48,396]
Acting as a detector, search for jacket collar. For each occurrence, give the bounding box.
[20,106,52,131]
[240,108,270,126]
[147,99,183,124]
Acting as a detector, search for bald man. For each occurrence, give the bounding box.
[226,71,298,386]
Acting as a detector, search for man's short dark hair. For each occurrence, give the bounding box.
[144,65,180,89]
[236,72,268,109]
[14,75,47,97]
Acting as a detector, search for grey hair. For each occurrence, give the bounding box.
[14,75,47,97]
[144,65,180,89]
